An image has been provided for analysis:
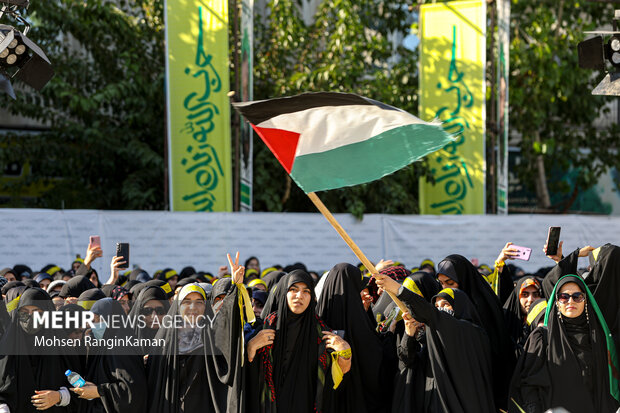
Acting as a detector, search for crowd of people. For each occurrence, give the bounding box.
[0,238,618,413]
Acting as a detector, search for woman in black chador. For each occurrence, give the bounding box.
[0,287,80,412]
[509,274,619,413]
[376,273,495,413]
[146,253,247,413]
[246,269,352,413]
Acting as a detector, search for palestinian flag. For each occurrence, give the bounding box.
[234,92,453,193]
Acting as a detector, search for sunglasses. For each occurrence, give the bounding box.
[520,290,541,299]
[140,307,166,316]
[557,292,586,304]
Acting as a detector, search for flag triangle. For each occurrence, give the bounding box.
[251,125,301,173]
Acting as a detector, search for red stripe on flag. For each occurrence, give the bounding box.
[251,125,301,174]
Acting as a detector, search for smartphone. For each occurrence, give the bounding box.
[332,330,345,339]
[511,245,532,261]
[545,227,561,256]
[89,236,101,249]
[115,243,129,269]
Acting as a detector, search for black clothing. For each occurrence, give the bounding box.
[437,254,516,408]
[395,286,496,413]
[146,283,243,413]
[509,275,619,413]
[316,263,393,413]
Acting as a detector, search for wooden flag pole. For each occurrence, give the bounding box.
[307,192,408,314]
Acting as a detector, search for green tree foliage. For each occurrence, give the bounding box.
[252,0,432,216]
[0,0,165,209]
[509,0,620,210]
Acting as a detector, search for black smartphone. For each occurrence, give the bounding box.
[545,227,561,256]
[333,330,345,339]
[115,243,129,269]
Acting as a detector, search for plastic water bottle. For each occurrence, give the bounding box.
[65,370,85,388]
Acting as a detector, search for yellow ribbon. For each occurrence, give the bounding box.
[234,282,256,366]
[6,296,20,313]
[77,300,97,310]
[330,348,352,389]
[526,300,547,326]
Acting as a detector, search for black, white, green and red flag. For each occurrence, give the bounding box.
[234,92,453,193]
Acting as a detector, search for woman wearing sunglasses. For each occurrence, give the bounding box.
[128,285,170,356]
[509,274,619,413]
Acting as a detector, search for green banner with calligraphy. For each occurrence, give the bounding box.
[419,0,486,214]
[165,0,232,211]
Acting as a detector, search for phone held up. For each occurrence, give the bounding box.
[545,227,561,256]
[89,235,101,249]
[115,243,130,269]
[511,245,532,261]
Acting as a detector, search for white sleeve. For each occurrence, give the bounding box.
[56,387,70,407]
[0,403,10,413]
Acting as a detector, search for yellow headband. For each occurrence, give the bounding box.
[178,284,206,302]
[438,288,455,300]
[161,283,172,294]
[6,296,20,312]
[46,266,61,276]
[78,300,97,310]
[164,270,178,280]
[403,278,423,297]
[248,279,267,289]
[526,300,548,326]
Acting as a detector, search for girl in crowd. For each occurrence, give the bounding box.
[246,269,351,413]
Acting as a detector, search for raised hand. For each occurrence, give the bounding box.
[107,255,126,285]
[375,259,394,272]
[543,240,563,263]
[227,252,245,284]
[84,243,103,268]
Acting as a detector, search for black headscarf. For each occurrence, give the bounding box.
[77,288,106,310]
[252,270,335,413]
[390,271,440,413]
[127,286,170,351]
[437,254,516,408]
[0,288,77,413]
[316,263,391,413]
[525,298,547,328]
[59,276,95,299]
[509,274,619,413]
[4,285,27,315]
[1,281,24,298]
[395,286,496,412]
[503,276,544,357]
[585,244,620,350]
[82,298,147,413]
[146,282,244,413]
[262,270,287,291]
[374,271,441,323]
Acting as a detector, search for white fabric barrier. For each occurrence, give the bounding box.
[1,209,619,281]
